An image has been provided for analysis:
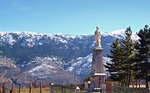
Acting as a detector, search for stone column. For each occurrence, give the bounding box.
[90,47,106,92]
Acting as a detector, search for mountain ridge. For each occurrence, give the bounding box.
[0,30,138,84]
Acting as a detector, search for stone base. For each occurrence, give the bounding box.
[84,91,101,93]
[89,47,106,93]
[90,73,106,76]
[90,73,105,89]
[91,88,102,92]
[85,87,102,93]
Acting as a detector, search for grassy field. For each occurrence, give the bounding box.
[14,86,84,93]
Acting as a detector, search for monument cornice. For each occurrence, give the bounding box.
[92,47,103,52]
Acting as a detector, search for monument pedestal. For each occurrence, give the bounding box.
[89,47,106,92]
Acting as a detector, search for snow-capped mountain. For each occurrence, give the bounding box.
[102,29,125,38]
[0,30,138,84]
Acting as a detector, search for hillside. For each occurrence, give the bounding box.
[0,30,138,84]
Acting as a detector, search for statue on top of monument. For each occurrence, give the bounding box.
[95,26,101,47]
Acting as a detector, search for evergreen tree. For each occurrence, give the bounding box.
[132,45,143,87]
[106,27,135,86]
[135,25,150,89]
[120,27,135,86]
[105,38,124,82]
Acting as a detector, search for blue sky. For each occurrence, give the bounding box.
[0,0,150,35]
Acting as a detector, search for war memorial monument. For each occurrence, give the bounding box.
[89,27,106,92]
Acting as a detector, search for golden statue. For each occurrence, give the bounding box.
[95,26,101,47]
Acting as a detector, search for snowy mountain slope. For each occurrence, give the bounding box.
[102,29,125,38]
[102,30,139,40]
[24,57,81,84]
[65,54,111,79]
[0,30,138,47]
[0,30,139,84]
[0,32,91,47]
[0,31,95,63]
